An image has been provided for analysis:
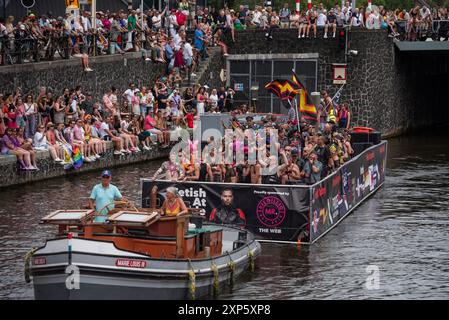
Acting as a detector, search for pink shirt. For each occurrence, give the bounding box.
[73,125,84,141]
[144,115,155,130]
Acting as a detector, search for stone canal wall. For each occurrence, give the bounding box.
[0,51,165,100]
[224,29,410,137]
[0,143,169,188]
[0,52,169,188]
[224,29,449,137]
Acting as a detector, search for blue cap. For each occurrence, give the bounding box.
[101,170,112,177]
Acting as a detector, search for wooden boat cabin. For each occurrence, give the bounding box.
[40,208,225,260]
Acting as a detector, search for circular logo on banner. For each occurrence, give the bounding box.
[256,196,286,227]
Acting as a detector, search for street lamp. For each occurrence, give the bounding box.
[250,83,259,113]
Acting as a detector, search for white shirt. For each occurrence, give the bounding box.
[123,89,137,104]
[152,15,162,28]
[421,7,430,19]
[33,131,48,148]
[252,11,262,24]
[146,92,154,106]
[352,13,362,26]
[169,14,178,28]
[173,33,182,50]
[81,16,91,31]
[209,94,218,107]
[99,122,109,139]
[24,103,36,115]
[317,13,327,26]
[183,42,193,59]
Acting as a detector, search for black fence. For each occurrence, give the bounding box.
[0,30,148,66]
[395,19,449,41]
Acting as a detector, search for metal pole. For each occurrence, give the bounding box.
[345,25,348,63]
[92,0,96,56]
[294,97,301,133]
[91,0,96,29]
[141,0,144,42]
[141,0,144,27]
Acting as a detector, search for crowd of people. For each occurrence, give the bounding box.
[233,2,448,40]
[2,2,447,67]
[0,75,244,171]
[153,90,353,186]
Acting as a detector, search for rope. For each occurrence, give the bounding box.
[187,259,196,300]
[227,252,236,286]
[247,249,255,273]
[24,247,38,283]
[211,261,219,296]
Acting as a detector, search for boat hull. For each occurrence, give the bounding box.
[30,227,261,300]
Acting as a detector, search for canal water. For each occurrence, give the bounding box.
[1,128,449,299]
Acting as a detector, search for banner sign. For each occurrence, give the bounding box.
[141,141,387,244]
[65,0,79,8]
[309,141,387,243]
[142,181,310,242]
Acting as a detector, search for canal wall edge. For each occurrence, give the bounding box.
[0,142,170,189]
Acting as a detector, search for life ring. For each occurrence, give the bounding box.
[352,126,375,133]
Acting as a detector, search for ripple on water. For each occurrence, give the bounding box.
[2,131,449,299]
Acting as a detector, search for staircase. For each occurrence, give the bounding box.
[178,47,221,93]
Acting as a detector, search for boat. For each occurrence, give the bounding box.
[141,139,388,244]
[26,200,261,300]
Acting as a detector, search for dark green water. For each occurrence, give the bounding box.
[1,129,449,299]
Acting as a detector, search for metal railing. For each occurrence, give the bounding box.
[394,19,449,41]
[0,30,151,66]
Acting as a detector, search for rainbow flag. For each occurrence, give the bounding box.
[62,145,73,170]
[72,146,83,170]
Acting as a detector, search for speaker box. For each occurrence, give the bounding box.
[352,142,373,156]
[350,131,381,144]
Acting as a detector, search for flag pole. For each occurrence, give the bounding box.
[291,68,302,132]
[296,97,301,132]
[325,83,346,111]
[291,97,301,133]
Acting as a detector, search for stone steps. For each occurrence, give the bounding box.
[179,47,221,92]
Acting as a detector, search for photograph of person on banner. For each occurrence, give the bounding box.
[209,188,246,226]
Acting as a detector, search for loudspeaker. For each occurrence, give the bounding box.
[350,131,381,144]
[352,142,373,156]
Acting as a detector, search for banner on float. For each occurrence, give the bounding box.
[309,141,388,243]
[141,180,310,242]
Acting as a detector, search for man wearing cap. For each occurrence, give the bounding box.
[89,170,124,222]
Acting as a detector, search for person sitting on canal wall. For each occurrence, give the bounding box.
[89,170,124,222]
[161,187,188,216]
[0,127,36,170]
[33,124,63,163]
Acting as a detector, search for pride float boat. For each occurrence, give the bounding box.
[142,137,387,244]
[26,201,260,300]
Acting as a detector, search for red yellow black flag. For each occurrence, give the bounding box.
[292,70,317,121]
[265,79,300,101]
